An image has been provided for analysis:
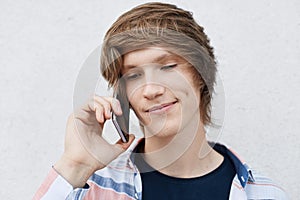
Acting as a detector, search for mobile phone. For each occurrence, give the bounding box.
[111,91,130,143]
[112,112,129,143]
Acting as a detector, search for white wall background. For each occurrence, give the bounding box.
[0,0,299,199]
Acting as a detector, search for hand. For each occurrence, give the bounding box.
[54,95,135,188]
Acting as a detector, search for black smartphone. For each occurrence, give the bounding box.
[111,91,130,143]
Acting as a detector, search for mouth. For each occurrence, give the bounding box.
[146,101,177,114]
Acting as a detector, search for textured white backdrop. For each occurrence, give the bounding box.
[0,0,299,199]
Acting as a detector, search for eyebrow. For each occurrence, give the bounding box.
[152,53,176,63]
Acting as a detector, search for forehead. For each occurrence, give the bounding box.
[122,47,185,69]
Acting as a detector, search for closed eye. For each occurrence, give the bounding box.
[124,72,142,80]
[161,64,177,70]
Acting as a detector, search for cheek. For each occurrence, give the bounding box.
[126,86,139,107]
[179,70,201,105]
[126,88,146,120]
[127,93,137,114]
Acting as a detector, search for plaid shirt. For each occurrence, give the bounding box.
[34,140,289,200]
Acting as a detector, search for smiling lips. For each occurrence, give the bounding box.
[147,101,177,114]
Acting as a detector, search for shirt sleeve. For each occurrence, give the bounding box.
[33,168,89,200]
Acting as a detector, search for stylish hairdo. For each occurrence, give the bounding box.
[100,2,217,125]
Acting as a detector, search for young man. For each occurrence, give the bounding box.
[34,2,288,200]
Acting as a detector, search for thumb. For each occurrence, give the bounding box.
[114,134,135,151]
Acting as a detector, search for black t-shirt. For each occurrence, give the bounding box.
[134,144,236,200]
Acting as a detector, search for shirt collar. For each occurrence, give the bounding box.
[129,139,254,188]
[211,142,255,187]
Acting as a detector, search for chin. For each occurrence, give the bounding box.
[143,120,180,139]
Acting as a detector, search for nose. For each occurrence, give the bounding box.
[142,82,165,100]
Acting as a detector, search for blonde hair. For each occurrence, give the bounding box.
[100,2,217,125]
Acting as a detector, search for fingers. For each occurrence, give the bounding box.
[77,95,123,123]
[95,105,104,123]
[94,95,122,116]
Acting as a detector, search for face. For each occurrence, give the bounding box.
[121,47,201,139]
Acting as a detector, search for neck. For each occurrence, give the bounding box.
[142,121,223,178]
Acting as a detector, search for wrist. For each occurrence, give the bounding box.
[53,154,97,188]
